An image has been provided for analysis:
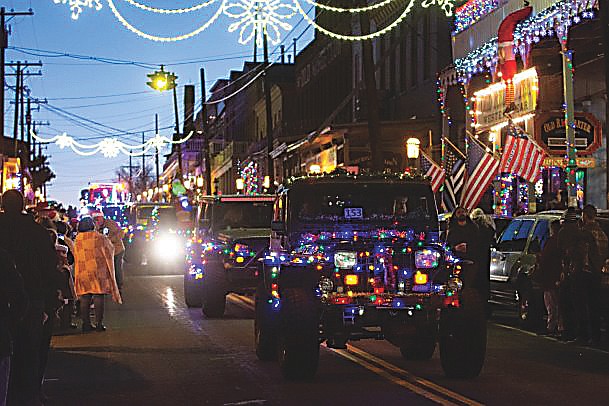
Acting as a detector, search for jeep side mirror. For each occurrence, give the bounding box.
[271,221,286,234]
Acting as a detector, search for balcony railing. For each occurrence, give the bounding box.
[452,0,560,62]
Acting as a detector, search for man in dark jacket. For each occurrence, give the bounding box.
[446,207,482,295]
[0,249,27,406]
[536,220,562,336]
[0,190,59,405]
[580,204,608,344]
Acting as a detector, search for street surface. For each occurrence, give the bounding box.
[45,264,609,406]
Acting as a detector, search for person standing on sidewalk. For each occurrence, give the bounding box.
[92,212,125,294]
[0,249,27,406]
[580,204,608,345]
[535,220,563,336]
[74,217,122,333]
[0,190,59,406]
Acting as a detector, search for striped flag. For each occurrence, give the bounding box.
[420,151,445,193]
[500,127,546,183]
[460,136,500,210]
[442,140,466,212]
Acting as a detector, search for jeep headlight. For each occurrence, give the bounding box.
[155,233,182,259]
[447,277,463,292]
[415,249,440,268]
[319,277,334,293]
[334,251,357,269]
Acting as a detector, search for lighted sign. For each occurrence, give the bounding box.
[535,111,601,155]
[473,68,538,130]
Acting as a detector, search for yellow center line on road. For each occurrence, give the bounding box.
[346,345,484,406]
[231,294,482,405]
[326,345,457,406]
[228,294,255,309]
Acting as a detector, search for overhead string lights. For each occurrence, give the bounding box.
[30,130,194,158]
[53,0,457,46]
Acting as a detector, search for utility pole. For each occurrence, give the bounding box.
[142,132,146,193]
[172,86,183,179]
[155,114,160,190]
[12,61,19,157]
[602,0,609,208]
[359,7,383,171]
[201,67,212,195]
[0,8,33,141]
[129,153,133,196]
[263,30,274,187]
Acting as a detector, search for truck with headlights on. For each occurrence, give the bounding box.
[255,172,486,380]
[184,195,274,315]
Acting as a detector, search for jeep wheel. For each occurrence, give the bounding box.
[277,288,320,380]
[255,287,278,361]
[439,288,487,378]
[184,279,202,308]
[201,262,226,318]
[400,324,437,360]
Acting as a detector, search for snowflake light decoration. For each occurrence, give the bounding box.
[224,0,296,47]
[99,138,122,157]
[53,0,458,46]
[53,0,103,20]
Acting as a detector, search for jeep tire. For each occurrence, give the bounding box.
[277,288,320,380]
[400,323,437,360]
[439,288,486,378]
[184,278,202,308]
[255,284,278,361]
[201,261,227,318]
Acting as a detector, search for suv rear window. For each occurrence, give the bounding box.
[497,219,534,252]
[290,183,436,224]
[212,202,273,230]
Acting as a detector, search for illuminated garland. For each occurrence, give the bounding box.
[453,0,598,76]
[122,0,218,14]
[53,0,103,20]
[53,0,457,46]
[107,0,225,42]
[453,0,498,33]
[240,161,260,195]
[301,0,397,13]
[31,130,194,158]
[292,0,415,41]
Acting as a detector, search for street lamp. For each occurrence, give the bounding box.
[236,178,244,193]
[406,138,421,159]
[406,138,420,171]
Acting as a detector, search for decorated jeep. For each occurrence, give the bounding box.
[184,195,274,316]
[255,172,486,380]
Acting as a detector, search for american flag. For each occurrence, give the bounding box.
[460,136,500,210]
[500,126,546,183]
[442,140,466,212]
[420,151,445,193]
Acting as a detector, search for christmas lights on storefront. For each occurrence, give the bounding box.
[53,0,457,46]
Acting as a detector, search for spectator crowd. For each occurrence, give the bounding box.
[0,190,123,406]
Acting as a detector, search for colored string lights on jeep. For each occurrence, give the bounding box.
[30,130,194,158]
[54,0,457,47]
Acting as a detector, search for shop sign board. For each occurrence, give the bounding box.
[473,68,538,130]
[535,111,601,155]
[542,156,596,168]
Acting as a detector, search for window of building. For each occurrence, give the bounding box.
[423,12,431,80]
[409,19,418,87]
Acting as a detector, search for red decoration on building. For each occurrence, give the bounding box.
[496,5,532,106]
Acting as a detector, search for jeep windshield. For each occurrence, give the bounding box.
[290,182,436,226]
[496,219,534,252]
[136,206,177,227]
[212,202,273,230]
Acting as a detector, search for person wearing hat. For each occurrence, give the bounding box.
[92,211,126,294]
